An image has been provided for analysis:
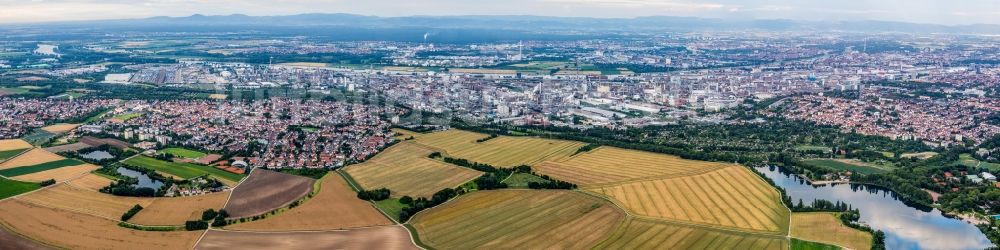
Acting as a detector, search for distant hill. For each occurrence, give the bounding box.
[3,13,1000,43]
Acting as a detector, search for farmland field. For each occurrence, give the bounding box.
[123,155,243,185]
[535,146,731,186]
[411,129,586,167]
[21,130,58,146]
[595,218,789,249]
[589,166,790,233]
[409,190,625,249]
[224,169,315,219]
[0,148,29,161]
[197,225,418,250]
[129,191,231,226]
[0,159,86,177]
[12,163,98,182]
[67,173,114,191]
[16,184,153,220]
[40,123,80,133]
[43,142,93,153]
[0,148,66,170]
[160,147,207,159]
[345,141,482,198]
[226,174,392,230]
[0,199,203,249]
[802,158,888,174]
[791,212,872,250]
[0,177,40,200]
[957,153,1000,171]
[791,238,841,250]
[0,139,32,152]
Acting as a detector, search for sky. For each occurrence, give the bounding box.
[1,0,999,25]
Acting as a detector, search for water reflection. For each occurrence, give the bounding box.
[755,166,993,250]
[80,151,113,161]
[116,167,164,190]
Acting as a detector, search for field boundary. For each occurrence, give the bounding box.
[0,147,32,165]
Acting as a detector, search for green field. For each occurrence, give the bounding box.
[112,112,143,121]
[0,159,84,177]
[21,129,58,146]
[0,87,30,95]
[0,148,29,161]
[160,148,207,159]
[374,198,406,222]
[791,238,841,250]
[957,154,1000,171]
[501,173,549,188]
[0,177,40,199]
[802,158,886,174]
[794,145,833,153]
[122,155,242,183]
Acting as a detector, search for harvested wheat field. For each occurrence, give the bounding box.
[792,212,872,250]
[595,218,789,249]
[197,225,418,250]
[346,142,482,198]
[16,184,153,220]
[226,174,391,231]
[535,146,732,186]
[410,190,625,249]
[0,139,32,152]
[12,163,98,183]
[40,124,80,133]
[412,129,585,167]
[589,166,789,233]
[0,199,202,250]
[0,149,65,170]
[129,191,231,226]
[224,169,315,219]
[66,173,113,191]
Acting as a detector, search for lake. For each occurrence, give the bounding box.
[755,166,993,250]
[116,167,164,191]
[79,150,114,161]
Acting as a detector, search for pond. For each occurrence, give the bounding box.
[755,166,993,250]
[79,150,114,161]
[116,167,164,191]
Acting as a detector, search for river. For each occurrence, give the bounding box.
[755,166,993,250]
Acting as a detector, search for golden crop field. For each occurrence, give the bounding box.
[0,139,32,151]
[412,129,586,167]
[595,218,789,249]
[345,141,482,198]
[128,191,231,226]
[197,226,419,250]
[16,184,153,220]
[40,124,80,133]
[0,199,203,249]
[13,163,98,183]
[792,212,872,250]
[0,148,65,170]
[66,173,114,191]
[589,166,789,233]
[410,190,625,249]
[535,146,731,186]
[226,174,392,231]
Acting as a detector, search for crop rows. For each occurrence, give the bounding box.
[410,190,625,250]
[595,218,789,249]
[535,146,730,186]
[345,142,482,198]
[590,166,789,233]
